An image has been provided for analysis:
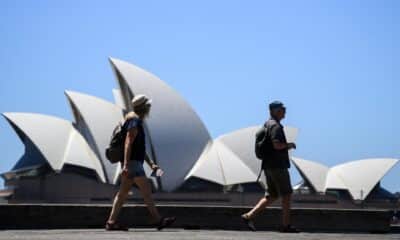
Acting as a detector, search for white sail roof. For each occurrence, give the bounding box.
[291,157,399,200]
[291,157,329,192]
[324,158,399,200]
[185,141,225,185]
[185,140,257,185]
[186,125,299,187]
[65,90,124,183]
[109,57,211,191]
[112,89,126,110]
[218,125,298,176]
[4,57,397,199]
[3,112,106,182]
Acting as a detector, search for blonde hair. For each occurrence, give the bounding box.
[124,105,150,121]
[124,111,138,121]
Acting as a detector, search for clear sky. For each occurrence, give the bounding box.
[0,1,399,192]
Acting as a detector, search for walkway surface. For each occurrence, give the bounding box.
[0,229,399,240]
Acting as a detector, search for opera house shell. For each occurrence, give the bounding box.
[291,157,399,201]
[1,58,397,204]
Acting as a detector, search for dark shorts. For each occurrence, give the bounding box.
[264,168,293,198]
[123,160,146,178]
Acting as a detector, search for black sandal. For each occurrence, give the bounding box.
[157,216,176,230]
[241,214,256,231]
[279,224,300,233]
[105,221,129,231]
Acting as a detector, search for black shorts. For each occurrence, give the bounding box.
[264,168,293,198]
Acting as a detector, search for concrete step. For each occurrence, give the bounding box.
[0,204,392,233]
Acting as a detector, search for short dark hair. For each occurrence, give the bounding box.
[269,101,285,111]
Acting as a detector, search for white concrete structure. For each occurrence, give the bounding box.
[65,90,124,183]
[109,57,212,191]
[3,112,106,183]
[5,57,302,193]
[186,126,299,187]
[3,57,397,201]
[291,157,329,193]
[186,141,257,185]
[112,89,125,110]
[291,157,399,200]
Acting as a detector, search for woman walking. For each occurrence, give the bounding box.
[106,94,176,231]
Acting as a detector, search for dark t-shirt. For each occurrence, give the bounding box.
[262,118,290,169]
[123,117,146,162]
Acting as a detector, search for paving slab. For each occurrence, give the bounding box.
[0,229,399,240]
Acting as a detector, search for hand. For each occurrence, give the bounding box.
[121,166,129,178]
[155,168,164,177]
[151,163,159,170]
[287,143,296,150]
[151,166,164,177]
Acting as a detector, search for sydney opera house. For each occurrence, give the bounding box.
[1,58,398,208]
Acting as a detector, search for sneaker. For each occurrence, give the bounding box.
[279,224,300,233]
[157,216,176,231]
[105,221,129,231]
[241,214,256,231]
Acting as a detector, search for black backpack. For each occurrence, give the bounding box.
[254,124,272,160]
[105,120,127,163]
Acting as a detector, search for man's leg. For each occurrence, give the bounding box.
[244,196,276,219]
[277,169,299,232]
[241,195,276,231]
[281,193,291,227]
[244,169,277,219]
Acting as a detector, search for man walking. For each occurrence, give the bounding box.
[241,101,299,233]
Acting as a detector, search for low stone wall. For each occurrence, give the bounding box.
[0,204,392,232]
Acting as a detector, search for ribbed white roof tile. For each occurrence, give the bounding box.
[3,112,106,182]
[186,125,298,187]
[185,141,226,185]
[291,157,329,192]
[65,90,123,183]
[185,140,257,185]
[109,57,211,191]
[218,125,299,176]
[291,157,398,200]
[324,158,399,200]
[112,89,126,110]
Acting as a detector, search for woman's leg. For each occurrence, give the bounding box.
[107,175,134,223]
[134,176,161,223]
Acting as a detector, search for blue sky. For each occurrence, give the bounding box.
[0,1,399,192]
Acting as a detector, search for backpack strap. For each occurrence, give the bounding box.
[256,167,263,183]
[256,121,269,182]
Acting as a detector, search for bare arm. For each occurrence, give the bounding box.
[123,128,138,169]
[272,140,288,150]
[272,140,296,151]
[144,154,158,170]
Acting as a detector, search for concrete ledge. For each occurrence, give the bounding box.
[0,204,392,232]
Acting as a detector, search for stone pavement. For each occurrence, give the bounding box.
[0,229,399,240]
